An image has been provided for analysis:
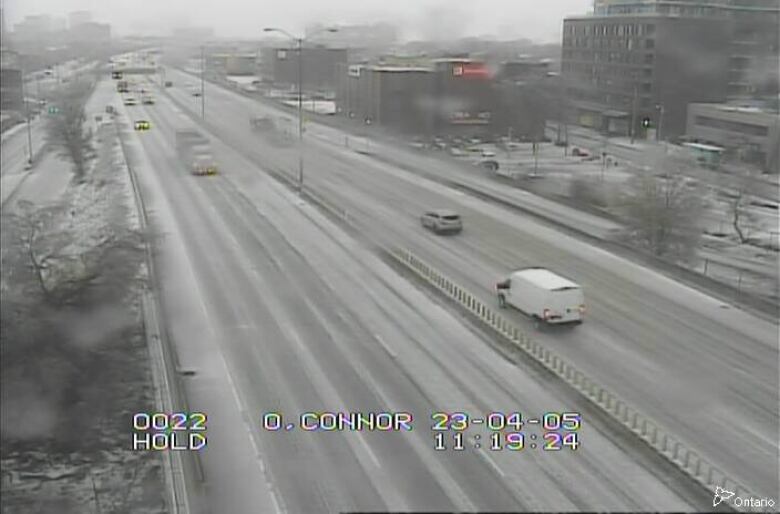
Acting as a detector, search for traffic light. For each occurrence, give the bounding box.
[642,117,651,128]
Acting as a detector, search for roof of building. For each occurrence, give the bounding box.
[682,142,725,152]
[371,65,432,72]
[511,268,580,291]
[690,102,779,120]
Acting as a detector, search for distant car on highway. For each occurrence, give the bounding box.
[250,115,275,131]
[480,148,496,158]
[134,120,151,131]
[164,81,173,87]
[571,147,589,157]
[123,96,138,106]
[142,94,155,105]
[420,209,463,235]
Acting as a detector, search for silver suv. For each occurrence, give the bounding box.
[420,209,463,234]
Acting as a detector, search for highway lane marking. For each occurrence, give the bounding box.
[132,128,285,514]
[374,333,397,359]
[357,431,382,468]
[476,448,505,478]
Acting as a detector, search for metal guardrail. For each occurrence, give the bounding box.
[114,120,196,514]
[391,247,759,504]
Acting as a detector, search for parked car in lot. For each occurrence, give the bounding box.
[420,209,463,234]
[571,147,589,157]
[478,159,499,170]
[480,148,496,158]
[496,267,585,329]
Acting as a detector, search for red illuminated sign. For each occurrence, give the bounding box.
[452,63,491,79]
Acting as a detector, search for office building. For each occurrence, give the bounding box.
[261,46,347,92]
[561,0,779,138]
[686,103,780,172]
[492,59,556,140]
[0,49,23,112]
[336,64,435,134]
[431,58,495,138]
[68,10,92,30]
[69,22,111,45]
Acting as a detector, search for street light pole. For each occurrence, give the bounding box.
[20,64,33,165]
[263,26,338,193]
[200,46,205,119]
[297,37,304,192]
[630,85,638,144]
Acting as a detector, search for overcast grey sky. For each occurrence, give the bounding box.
[5,0,593,43]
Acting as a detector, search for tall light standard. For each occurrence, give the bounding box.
[263,26,338,192]
[200,46,205,119]
[20,62,34,167]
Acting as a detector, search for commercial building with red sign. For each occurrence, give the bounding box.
[432,59,496,137]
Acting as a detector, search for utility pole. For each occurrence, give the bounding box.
[533,139,539,175]
[657,103,665,142]
[20,62,33,166]
[297,37,304,192]
[630,84,638,144]
[200,46,205,119]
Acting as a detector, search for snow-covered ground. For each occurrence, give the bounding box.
[1,79,164,513]
[437,140,779,302]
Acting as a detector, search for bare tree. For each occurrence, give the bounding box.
[729,187,759,245]
[44,80,95,181]
[619,161,704,263]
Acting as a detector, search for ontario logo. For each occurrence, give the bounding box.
[713,485,776,510]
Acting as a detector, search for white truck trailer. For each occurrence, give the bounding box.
[175,129,217,176]
[496,268,585,328]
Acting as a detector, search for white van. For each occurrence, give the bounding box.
[496,268,585,328]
